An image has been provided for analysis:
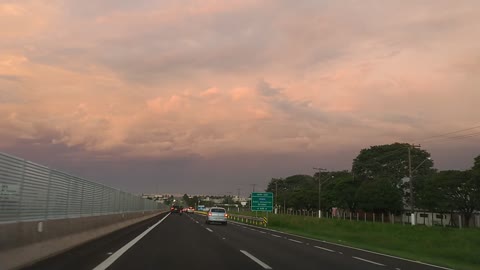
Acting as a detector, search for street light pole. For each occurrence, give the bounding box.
[408,145,414,225]
[314,167,326,218]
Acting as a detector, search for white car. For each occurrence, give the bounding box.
[186,206,194,214]
[206,207,228,225]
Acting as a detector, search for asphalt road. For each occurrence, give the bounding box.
[23,212,452,270]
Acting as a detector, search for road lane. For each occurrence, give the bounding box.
[105,212,260,270]
[22,211,452,270]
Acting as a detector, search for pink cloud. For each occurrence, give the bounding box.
[1,0,479,163]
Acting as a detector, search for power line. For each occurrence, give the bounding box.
[417,124,480,143]
[423,131,480,143]
[447,131,480,140]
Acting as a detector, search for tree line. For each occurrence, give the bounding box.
[266,143,480,227]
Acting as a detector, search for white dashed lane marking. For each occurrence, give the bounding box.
[314,246,335,252]
[352,256,385,266]
[240,250,272,269]
[288,239,303,244]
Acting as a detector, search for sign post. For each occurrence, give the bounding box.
[250,192,273,212]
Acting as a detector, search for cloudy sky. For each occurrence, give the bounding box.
[1,0,480,195]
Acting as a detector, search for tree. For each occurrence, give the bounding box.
[472,155,480,211]
[163,195,174,206]
[352,143,434,210]
[352,143,434,185]
[428,170,479,227]
[355,178,403,213]
[331,172,359,212]
[266,175,316,210]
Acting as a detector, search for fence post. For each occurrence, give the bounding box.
[364,212,366,222]
[349,212,352,221]
[459,215,462,229]
[356,212,359,222]
[373,213,375,223]
[381,213,384,223]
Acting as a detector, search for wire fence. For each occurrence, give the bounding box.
[0,152,161,223]
[275,208,480,228]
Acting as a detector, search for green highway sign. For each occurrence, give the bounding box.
[251,192,273,212]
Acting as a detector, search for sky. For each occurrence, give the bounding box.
[1,0,480,195]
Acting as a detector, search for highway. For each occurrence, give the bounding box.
[23,212,451,270]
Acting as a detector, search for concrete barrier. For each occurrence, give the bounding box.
[0,210,166,270]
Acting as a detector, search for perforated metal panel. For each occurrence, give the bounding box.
[0,152,161,223]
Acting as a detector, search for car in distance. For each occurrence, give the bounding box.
[186,206,194,214]
[206,207,228,225]
[170,205,182,214]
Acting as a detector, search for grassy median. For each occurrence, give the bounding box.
[234,212,479,270]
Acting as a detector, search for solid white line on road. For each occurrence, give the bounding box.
[206,228,213,232]
[240,250,272,269]
[93,213,170,270]
[352,256,385,266]
[271,234,282,238]
[288,239,303,244]
[314,246,335,252]
[259,231,266,234]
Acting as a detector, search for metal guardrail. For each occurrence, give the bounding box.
[0,152,161,223]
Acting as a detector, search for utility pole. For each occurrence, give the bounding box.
[251,184,256,193]
[408,144,421,225]
[314,167,327,218]
[275,180,278,214]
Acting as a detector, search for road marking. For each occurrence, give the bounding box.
[228,220,452,270]
[259,231,266,234]
[206,228,213,232]
[93,213,170,270]
[314,246,334,252]
[352,256,385,266]
[271,234,282,238]
[107,252,113,255]
[240,250,272,269]
[195,221,199,224]
[288,239,303,244]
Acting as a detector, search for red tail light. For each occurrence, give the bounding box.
[208,212,212,216]
[224,214,228,217]
[170,207,174,210]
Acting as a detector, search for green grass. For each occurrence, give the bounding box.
[233,212,480,270]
